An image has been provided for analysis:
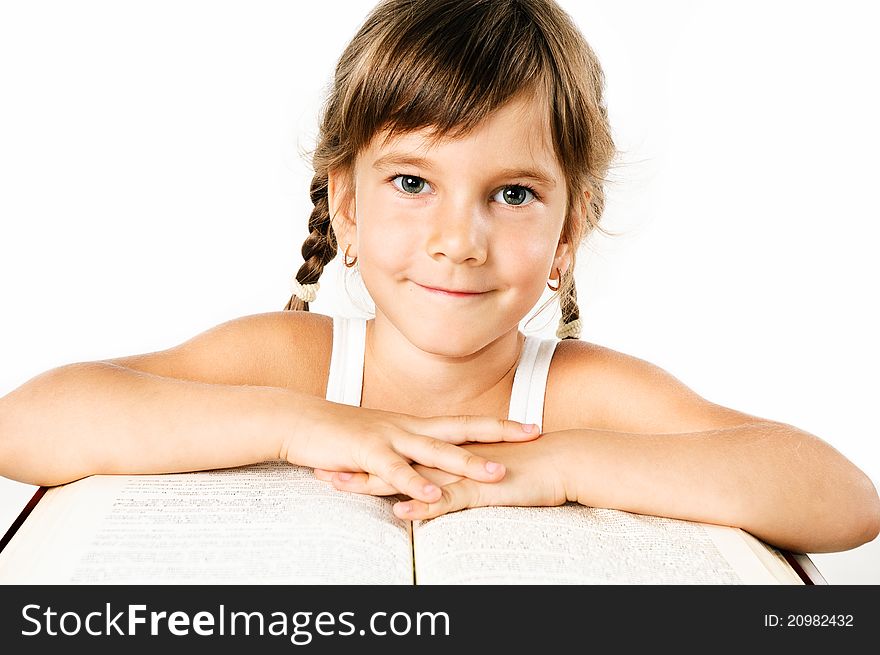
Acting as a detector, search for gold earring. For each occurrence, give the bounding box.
[343,243,358,268]
[547,267,561,292]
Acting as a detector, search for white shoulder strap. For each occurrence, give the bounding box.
[325,316,367,406]
[507,336,558,431]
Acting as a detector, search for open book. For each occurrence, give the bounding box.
[0,461,819,584]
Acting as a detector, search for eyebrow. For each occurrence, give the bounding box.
[371,153,557,189]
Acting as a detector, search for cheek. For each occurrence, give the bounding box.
[356,188,399,257]
[496,230,556,285]
[356,204,418,274]
[360,222,410,261]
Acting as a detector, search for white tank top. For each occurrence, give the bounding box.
[325,316,558,430]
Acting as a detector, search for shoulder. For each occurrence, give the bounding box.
[105,310,334,398]
[542,338,762,434]
[238,310,334,396]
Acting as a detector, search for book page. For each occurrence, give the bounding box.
[0,462,413,584]
[413,503,801,584]
[733,526,805,584]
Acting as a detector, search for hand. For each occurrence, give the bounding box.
[281,398,542,504]
[313,432,572,519]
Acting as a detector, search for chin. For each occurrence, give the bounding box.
[397,317,503,358]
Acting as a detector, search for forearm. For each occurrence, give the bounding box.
[0,362,316,486]
[557,421,880,553]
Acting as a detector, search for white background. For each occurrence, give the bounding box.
[1,0,877,583]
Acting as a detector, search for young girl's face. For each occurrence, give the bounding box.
[339,93,571,355]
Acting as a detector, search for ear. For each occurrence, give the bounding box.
[554,189,592,276]
[327,167,357,255]
[552,241,571,278]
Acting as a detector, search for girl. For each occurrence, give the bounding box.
[1,0,877,557]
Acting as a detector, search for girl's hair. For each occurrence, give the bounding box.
[284,0,616,339]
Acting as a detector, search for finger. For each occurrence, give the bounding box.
[408,415,541,444]
[312,468,335,481]
[372,453,444,504]
[399,435,507,483]
[319,465,460,490]
[330,472,398,496]
[414,465,462,487]
[313,467,361,482]
[330,465,461,496]
[393,479,478,520]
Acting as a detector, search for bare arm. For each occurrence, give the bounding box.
[556,421,880,554]
[320,422,879,554]
[0,361,301,486]
[548,341,880,552]
[0,312,538,497]
[0,312,327,485]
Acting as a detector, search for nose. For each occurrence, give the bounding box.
[425,200,489,265]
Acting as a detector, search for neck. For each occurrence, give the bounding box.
[361,313,524,417]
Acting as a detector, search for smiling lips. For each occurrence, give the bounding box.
[416,283,487,298]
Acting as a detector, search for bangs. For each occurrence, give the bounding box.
[338,0,552,149]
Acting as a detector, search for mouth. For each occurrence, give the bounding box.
[414,282,488,298]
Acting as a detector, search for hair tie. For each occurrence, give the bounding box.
[556,318,581,340]
[291,278,320,303]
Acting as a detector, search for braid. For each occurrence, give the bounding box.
[284,172,338,312]
[554,183,606,341]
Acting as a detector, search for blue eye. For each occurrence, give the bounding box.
[493,185,536,206]
[392,175,431,195]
